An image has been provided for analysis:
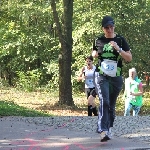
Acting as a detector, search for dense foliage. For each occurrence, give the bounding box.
[0,0,150,92]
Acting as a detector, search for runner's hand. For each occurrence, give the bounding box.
[109,41,120,51]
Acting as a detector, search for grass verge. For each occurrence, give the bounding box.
[0,88,150,116]
[0,100,53,117]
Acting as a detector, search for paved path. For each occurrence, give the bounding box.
[0,117,150,150]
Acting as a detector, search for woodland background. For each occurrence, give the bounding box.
[0,0,150,106]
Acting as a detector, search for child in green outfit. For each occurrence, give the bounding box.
[124,68,143,116]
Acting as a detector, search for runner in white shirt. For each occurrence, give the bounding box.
[78,55,98,116]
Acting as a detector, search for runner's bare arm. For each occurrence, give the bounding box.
[109,41,132,62]
[77,67,85,81]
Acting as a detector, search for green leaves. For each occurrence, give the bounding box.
[0,0,150,92]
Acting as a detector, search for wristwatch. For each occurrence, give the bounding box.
[117,48,122,53]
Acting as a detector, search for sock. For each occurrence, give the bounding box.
[88,105,93,116]
[92,106,98,116]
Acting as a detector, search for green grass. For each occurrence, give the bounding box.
[0,101,53,117]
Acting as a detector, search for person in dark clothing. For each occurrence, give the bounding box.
[92,15,132,142]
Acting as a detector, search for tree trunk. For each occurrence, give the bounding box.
[50,0,74,106]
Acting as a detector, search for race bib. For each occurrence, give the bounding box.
[87,79,94,86]
[101,59,117,77]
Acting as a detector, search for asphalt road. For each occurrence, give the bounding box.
[0,117,150,150]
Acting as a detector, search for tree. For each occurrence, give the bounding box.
[50,0,74,106]
[1,0,150,94]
